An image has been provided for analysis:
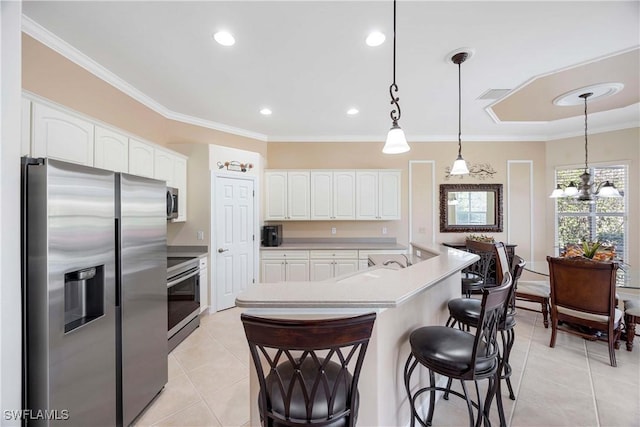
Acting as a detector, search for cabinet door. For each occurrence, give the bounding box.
[288,171,310,220]
[310,171,333,220]
[154,149,175,185]
[309,260,334,281]
[32,103,94,166]
[333,171,356,220]
[94,126,128,172]
[128,139,155,178]
[21,98,31,156]
[379,170,401,220]
[334,259,358,277]
[286,260,309,282]
[173,157,187,222]
[264,171,288,220]
[261,260,285,283]
[356,170,379,220]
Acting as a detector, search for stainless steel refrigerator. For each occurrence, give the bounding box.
[22,158,168,426]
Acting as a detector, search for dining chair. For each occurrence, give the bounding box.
[461,239,495,297]
[241,312,376,427]
[547,256,622,366]
[623,299,640,351]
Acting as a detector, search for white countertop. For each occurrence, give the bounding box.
[236,244,478,309]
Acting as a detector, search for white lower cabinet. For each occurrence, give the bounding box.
[199,256,208,313]
[260,251,310,283]
[309,250,359,281]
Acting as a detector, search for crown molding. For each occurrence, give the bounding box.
[21,15,268,142]
[546,120,640,141]
[267,134,548,143]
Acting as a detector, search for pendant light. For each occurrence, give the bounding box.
[449,52,470,175]
[549,92,622,200]
[382,0,410,154]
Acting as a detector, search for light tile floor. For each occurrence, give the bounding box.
[135,307,639,427]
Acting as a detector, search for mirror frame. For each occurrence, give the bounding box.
[439,183,503,233]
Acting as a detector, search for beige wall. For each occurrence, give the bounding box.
[545,127,639,269]
[266,140,548,260]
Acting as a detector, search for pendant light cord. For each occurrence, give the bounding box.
[388,0,401,124]
[583,94,589,172]
[457,61,462,156]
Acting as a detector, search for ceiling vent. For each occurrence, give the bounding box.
[477,89,511,100]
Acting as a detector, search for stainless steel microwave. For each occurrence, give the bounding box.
[166,187,179,220]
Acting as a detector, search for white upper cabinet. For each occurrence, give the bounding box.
[310,170,355,220]
[94,126,128,172]
[128,139,155,178]
[333,171,356,220]
[356,170,401,220]
[32,103,94,166]
[154,148,188,222]
[265,171,310,220]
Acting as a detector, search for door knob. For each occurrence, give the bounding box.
[218,248,229,253]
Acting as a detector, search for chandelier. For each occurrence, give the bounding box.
[549,92,621,201]
[381,0,410,154]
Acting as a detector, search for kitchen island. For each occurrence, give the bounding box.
[236,243,478,426]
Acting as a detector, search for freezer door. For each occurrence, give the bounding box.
[25,159,117,426]
[117,173,168,426]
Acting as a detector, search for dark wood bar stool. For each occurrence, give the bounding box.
[461,240,495,297]
[241,312,376,427]
[404,273,513,427]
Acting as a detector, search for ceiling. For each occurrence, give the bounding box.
[22,1,640,142]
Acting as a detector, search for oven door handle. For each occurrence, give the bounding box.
[167,269,199,288]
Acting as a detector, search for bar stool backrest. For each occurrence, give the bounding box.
[470,272,513,376]
[241,312,376,427]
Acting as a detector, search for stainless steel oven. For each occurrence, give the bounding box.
[167,257,200,351]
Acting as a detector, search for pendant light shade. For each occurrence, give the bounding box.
[382,0,410,154]
[449,51,470,175]
[597,181,621,197]
[451,155,470,175]
[383,123,409,154]
[549,184,565,198]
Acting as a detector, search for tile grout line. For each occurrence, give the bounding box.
[507,312,537,426]
[584,342,601,427]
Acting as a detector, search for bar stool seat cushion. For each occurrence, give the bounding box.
[410,326,497,376]
[264,357,354,426]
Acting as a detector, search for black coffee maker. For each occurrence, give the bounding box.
[261,225,282,247]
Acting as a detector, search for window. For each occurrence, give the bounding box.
[455,191,487,225]
[555,165,627,261]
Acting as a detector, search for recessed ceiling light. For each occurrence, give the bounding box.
[347,108,359,115]
[260,108,272,116]
[366,31,385,47]
[213,31,235,46]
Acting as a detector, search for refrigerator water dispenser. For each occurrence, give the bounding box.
[64,266,104,333]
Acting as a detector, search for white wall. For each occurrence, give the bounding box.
[1,1,23,423]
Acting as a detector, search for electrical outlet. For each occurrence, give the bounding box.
[416,249,422,257]
[196,230,204,241]
[382,227,387,235]
[331,227,336,235]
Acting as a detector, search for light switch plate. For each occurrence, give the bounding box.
[331,227,336,235]
[196,231,204,241]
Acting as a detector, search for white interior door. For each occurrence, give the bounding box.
[214,176,255,310]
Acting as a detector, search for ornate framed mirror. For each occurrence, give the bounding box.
[439,183,503,232]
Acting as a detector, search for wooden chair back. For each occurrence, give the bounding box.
[547,256,618,316]
[241,312,376,427]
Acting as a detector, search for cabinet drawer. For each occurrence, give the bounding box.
[309,250,358,259]
[261,250,309,260]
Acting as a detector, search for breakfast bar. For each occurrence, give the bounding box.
[236,243,478,426]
